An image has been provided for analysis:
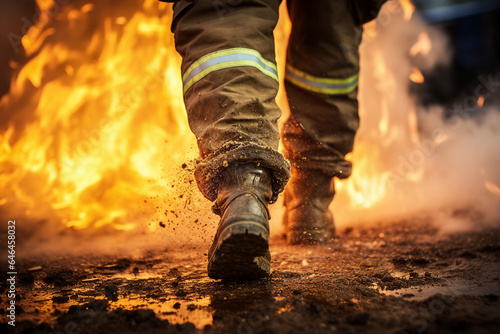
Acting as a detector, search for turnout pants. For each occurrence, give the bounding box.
[171,0,386,203]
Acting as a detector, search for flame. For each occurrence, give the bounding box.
[336,45,398,211]
[0,0,294,233]
[409,67,425,83]
[399,0,415,21]
[0,0,195,230]
[477,95,485,107]
[0,0,459,233]
[409,32,432,57]
[332,8,431,222]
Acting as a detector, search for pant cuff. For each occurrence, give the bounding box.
[194,142,291,203]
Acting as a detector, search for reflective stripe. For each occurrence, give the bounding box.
[183,48,278,94]
[285,63,358,95]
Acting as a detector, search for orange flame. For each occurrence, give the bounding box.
[409,67,425,83]
[477,95,485,107]
[409,32,432,57]
[0,0,195,230]
[399,0,415,21]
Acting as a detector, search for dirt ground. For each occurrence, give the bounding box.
[1,220,500,334]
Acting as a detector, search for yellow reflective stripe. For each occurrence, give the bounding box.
[285,76,358,95]
[184,60,278,94]
[285,63,359,95]
[183,48,278,94]
[286,64,358,85]
[183,48,276,82]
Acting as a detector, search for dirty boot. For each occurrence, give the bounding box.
[283,167,335,245]
[207,163,273,279]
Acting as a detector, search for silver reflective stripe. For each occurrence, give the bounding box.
[183,48,278,94]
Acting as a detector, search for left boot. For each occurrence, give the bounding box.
[282,167,335,245]
[207,163,273,279]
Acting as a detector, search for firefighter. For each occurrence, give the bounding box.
[163,0,386,279]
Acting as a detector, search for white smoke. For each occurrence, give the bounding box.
[328,1,500,233]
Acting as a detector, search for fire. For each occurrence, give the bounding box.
[477,95,485,107]
[409,32,432,57]
[331,1,438,224]
[335,38,402,214]
[399,0,415,21]
[485,181,500,197]
[2,0,476,234]
[0,0,195,231]
[0,0,295,233]
[409,67,425,83]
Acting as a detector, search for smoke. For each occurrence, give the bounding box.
[417,108,500,233]
[329,1,500,233]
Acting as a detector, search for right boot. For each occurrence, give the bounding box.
[283,167,335,245]
[207,163,273,279]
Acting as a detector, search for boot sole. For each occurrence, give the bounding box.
[208,222,270,280]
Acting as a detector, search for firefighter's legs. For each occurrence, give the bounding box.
[172,0,289,278]
[282,0,376,244]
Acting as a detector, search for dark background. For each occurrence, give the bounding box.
[0,0,37,99]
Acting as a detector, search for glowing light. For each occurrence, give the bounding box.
[81,3,94,13]
[0,0,194,230]
[409,67,424,83]
[477,95,485,107]
[399,0,415,21]
[115,17,127,25]
[408,107,420,144]
[409,32,432,57]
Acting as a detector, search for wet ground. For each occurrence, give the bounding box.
[1,220,500,334]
